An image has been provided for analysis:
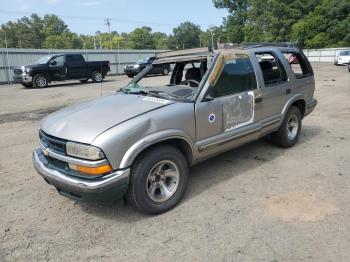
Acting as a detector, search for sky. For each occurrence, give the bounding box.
[0,0,228,35]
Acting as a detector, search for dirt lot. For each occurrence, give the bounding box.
[0,63,349,261]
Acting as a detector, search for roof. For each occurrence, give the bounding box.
[154,47,212,64]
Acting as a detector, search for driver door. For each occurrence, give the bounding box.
[49,55,66,80]
[195,52,261,157]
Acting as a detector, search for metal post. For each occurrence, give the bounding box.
[104,18,112,50]
[1,48,9,84]
[117,42,120,75]
[5,36,11,84]
[93,35,96,50]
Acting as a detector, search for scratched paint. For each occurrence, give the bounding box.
[223,91,255,131]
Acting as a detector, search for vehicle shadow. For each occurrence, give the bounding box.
[78,124,321,221]
[24,79,116,89]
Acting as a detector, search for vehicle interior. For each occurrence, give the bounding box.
[134,56,210,99]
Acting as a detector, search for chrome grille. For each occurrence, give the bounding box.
[39,130,66,154]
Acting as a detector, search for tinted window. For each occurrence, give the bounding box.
[256,52,287,86]
[66,54,84,63]
[340,51,350,56]
[213,55,257,98]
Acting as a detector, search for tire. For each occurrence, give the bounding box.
[271,106,302,148]
[22,83,33,88]
[92,71,103,82]
[79,79,89,83]
[162,67,169,76]
[33,74,48,88]
[127,74,134,78]
[126,145,189,214]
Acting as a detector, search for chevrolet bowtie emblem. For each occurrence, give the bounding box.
[43,148,49,156]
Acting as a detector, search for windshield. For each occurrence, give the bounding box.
[340,51,350,56]
[120,56,213,101]
[136,57,149,64]
[35,55,54,65]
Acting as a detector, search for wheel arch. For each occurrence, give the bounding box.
[281,95,306,120]
[119,133,194,169]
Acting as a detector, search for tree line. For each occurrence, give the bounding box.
[213,0,350,48]
[0,0,349,50]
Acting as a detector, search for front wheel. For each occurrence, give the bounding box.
[271,106,302,148]
[92,71,103,82]
[22,83,33,88]
[33,74,48,88]
[126,145,188,214]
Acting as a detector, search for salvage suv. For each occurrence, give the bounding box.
[33,44,317,214]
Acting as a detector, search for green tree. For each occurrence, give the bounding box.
[172,22,201,49]
[129,26,155,49]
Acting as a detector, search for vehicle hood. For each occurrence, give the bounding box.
[40,93,174,144]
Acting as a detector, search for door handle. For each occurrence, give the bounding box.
[255,95,263,103]
[286,88,291,95]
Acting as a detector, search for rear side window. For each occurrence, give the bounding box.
[282,52,313,79]
[66,54,84,63]
[213,54,257,98]
[256,52,288,86]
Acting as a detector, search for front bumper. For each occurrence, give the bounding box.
[124,68,140,76]
[33,148,129,202]
[13,73,32,84]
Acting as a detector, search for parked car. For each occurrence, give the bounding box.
[124,56,171,78]
[13,53,110,88]
[33,45,317,214]
[334,50,350,66]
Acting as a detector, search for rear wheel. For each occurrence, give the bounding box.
[127,74,134,78]
[92,71,103,82]
[271,106,302,148]
[33,74,48,88]
[126,145,188,214]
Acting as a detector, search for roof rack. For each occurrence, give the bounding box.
[241,42,298,49]
[219,42,299,50]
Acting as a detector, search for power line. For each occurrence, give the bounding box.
[0,9,216,29]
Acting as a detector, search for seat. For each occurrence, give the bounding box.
[184,68,201,87]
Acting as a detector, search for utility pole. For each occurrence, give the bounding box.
[104,18,112,50]
[93,35,96,50]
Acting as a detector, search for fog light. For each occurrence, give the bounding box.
[68,163,112,175]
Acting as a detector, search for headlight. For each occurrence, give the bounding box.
[134,64,140,69]
[66,142,105,160]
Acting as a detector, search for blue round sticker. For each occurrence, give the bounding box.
[208,113,216,123]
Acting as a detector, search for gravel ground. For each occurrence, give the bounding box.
[0,63,349,262]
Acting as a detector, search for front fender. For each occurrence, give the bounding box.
[118,129,194,169]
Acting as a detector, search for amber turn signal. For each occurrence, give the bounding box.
[68,163,112,175]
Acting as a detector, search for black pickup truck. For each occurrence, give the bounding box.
[13,53,110,88]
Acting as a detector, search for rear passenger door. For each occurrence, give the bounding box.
[254,51,291,120]
[65,54,87,79]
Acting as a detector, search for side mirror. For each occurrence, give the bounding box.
[49,60,57,66]
[203,87,215,102]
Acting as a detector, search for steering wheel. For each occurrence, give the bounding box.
[184,79,200,87]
